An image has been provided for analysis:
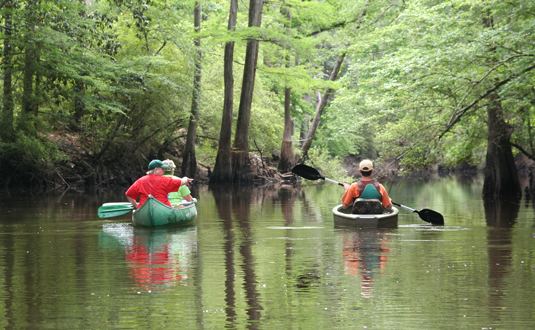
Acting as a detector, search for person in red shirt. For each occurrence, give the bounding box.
[125,159,193,208]
[341,159,392,213]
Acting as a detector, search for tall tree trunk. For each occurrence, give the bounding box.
[1,0,15,141]
[211,0,238,184]
[19,0,38,133]
[182,2,202,178]
[300,53,346,161]
[278,87,294,172]
[277,5,294,173]
[482,92,521,198]
[481,11,521,198]
[232,0,264,183]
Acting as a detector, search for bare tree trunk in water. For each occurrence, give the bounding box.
[278,87,294,172]
[482,92,521,198]
[211,0,238,184]
[481,13,521,199]
[300,53,345,161]
[182,2,202,178]
[232,0,264,183]
[1,0,15,141]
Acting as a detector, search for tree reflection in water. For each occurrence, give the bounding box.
[484,196,520,323]
[212,185,237,327]
[211,185,264,329]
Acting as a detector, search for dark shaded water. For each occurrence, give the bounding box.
[1,177,534,329]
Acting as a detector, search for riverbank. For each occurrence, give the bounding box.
[1,132,534,194]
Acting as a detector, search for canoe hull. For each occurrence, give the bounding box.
[332,204,398,228]
[132,197,197,227]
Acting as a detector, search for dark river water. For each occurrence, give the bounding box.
[1,176,534,329]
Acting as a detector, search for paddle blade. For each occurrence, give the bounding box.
[417,209,444,226]
[98,203,134,219]
[291,164,325,181]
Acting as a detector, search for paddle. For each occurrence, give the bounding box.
[97,202,134,219]
[391,202,444,226]
[291,163,444,225]
[291,164,345,187]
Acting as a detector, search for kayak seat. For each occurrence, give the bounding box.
[352,198,385,214]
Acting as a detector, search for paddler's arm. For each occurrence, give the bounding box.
[125,183,139,208]
[126,196,138,208]
[378,184,392,209]
[341,183,358,209]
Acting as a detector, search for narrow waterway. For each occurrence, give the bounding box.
[0,176,534,329]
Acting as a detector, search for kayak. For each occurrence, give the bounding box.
[332,204,399,228]
[132,196,197,227]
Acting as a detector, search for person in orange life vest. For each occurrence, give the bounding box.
[341,159,392,211]
[125,159,193,208]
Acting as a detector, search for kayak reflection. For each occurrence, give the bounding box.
[341,229,390,299]
[99,223,197,289]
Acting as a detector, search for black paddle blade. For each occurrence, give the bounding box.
[291,164,325,181]
[417,209,444,226]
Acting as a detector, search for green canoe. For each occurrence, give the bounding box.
[132,196,197,227]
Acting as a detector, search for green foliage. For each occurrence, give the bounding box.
[0,135,67,185]
[307,147,351,183]
[332,0,535,171]
[1,0,533,188]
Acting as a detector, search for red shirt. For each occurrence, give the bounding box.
[125,174,182,207]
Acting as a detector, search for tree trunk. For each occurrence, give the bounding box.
[182,2,202,178]
[300,53,346,160]
[277,5,294,173]
[481,12,521,198]
[211,0,238,184]
[20,1,38,133]
[1,0,14,141]
[278,87,294,172]
[232,0,264,183]
[72,80,86,131]
[482,92,521,198]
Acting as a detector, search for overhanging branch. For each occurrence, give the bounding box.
[511,142,535,161]
[439,63,535,139]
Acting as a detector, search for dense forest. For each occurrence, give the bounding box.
[0,0,533,195]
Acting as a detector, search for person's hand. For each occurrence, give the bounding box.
[181,177,194,185]
[343,183,350,190]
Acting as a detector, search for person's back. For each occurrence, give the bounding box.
[162,159,194,207]
[128,174,181,206]
[341,159,392,214]
[125,159,191,208]
[168,184,192,205]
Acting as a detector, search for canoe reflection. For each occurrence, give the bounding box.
[100,223,197,289]
[341,230,390,299]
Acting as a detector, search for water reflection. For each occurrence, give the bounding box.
[484,197,520,228]
[212,185,264,329]
[483,197,520,324]
[212,185,236,327]
[99,224,197,290]
[340,229,391,298]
